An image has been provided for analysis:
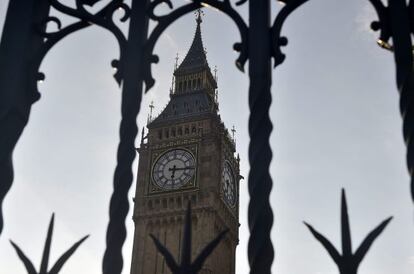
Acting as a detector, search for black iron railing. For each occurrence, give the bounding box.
[0,0,412,273]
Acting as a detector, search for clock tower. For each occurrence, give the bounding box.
[130,13,240,274]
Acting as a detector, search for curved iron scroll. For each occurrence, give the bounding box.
[271,0,310,67]
[368,0,414,202]
[29,0,130,102]
[143,0,248,91]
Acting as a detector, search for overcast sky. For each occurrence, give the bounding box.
[1,1,414,274]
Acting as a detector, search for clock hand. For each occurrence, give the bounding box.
[170,165,177,179]
[168,166,195,171]
[168,165,195,179]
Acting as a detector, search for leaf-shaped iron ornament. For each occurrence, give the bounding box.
[10,214,89,274]
[150,202,228,274]
[304,189,392,274]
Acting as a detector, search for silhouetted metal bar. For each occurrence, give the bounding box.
[102,0,149,273]
[368,0,414,203]
[0,0,50,237]
[388,0,414,202]
[247,1,274,273]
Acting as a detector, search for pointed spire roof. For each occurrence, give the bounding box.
[149,10,219,127]
[175,11,209,75]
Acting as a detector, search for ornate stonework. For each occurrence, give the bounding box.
[130,14,240,274]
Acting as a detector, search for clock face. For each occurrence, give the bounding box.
[152,149,196,190]
[222,161,236,207]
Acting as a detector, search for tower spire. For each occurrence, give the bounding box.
[174,8,208,74]
[195,8,204,25]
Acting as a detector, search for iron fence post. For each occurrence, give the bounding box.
[247,1,274,273]
[102,0,149,273]
[388,0,414,202]
[0,0,50,237]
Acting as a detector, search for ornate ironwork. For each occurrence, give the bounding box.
[150,203,228,274]
[305,189,392,274]
[30,0,131,101]
[367,0,414,202]
[271,0,310,67]
[0,0,311,273]
[10,214,88,274]
[0,0,51,237]
[101,1,149,273]
[7,1,408,274]
[0,1,146,273]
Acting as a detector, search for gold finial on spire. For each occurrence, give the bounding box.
[195,8,204,24]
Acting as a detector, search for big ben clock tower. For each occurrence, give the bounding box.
[130,12,240,274]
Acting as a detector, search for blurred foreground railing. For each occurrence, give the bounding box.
[0,0,412,273]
